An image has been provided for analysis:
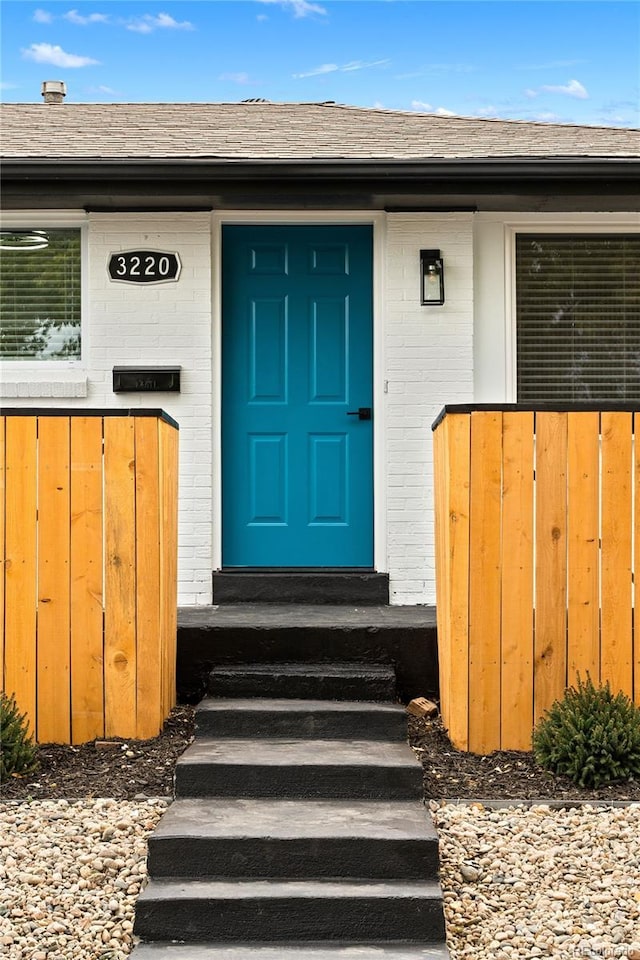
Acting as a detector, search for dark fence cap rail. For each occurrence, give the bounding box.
[432,402,640,431]
[1,407,179,429]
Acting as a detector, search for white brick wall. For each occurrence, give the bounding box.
[383,214,474,604]
[1,213,213,605]
[2,211,474,606]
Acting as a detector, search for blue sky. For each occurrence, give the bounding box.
[1,1,638,126]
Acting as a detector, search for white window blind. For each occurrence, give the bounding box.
[0,229,81,360]
[516,234,640,402]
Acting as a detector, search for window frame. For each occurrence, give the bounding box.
[0,212,88,368]
[505,217,640,403]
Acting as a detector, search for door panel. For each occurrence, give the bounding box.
[222,224,373,567]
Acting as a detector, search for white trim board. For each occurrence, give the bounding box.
[474,213,640,403]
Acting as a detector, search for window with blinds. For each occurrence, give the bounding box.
[516,234,640,402]
[0,228,81,360]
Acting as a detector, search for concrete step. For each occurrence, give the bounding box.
[195,698,408,741]
[177,604,438,705]
[147,798,439,880]
[208,662,397,701]
[174,739,423,800]
[134,878,447,943]
[213,571,390,605]
[131,943,450,959]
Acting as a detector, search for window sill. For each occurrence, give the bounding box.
[0,377,88,399]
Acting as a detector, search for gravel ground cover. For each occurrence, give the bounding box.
[0,798,167,960]
[432,801,640,959]
[2,708,640,958]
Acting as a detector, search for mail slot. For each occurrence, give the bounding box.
[113,366,181,393]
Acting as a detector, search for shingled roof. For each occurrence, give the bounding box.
[2,101,638,161]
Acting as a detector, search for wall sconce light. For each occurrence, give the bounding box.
[420,249,445,305]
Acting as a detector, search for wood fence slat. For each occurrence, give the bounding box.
[567,412,600,688]
[433,417,451,735]
[104,417,137,738]
[500,411,534,751]
[601,411,633,697]
[468,411,502,754]
[4,418,38,734]
[37,417,72,743]
[443,414,471,750]
[70,417,105,744]
[534,412,568,723]
[135,417,162,739]
[635,414,640,707]
[0,418,5,693]
[159,420,179,718]
[435,407,640,752]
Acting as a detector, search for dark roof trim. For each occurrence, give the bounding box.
[4,158,640,183]
[432,402,640,431]
[1,407,179,429]
[85,205,214,213]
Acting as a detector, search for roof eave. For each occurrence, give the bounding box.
[3,156,640,182]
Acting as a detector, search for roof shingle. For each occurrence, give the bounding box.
[2,101,638,161]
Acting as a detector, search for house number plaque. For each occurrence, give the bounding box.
[108,250,181,283]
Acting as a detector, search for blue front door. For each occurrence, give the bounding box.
[222,224,373,567]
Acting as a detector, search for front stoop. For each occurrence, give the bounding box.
[177,604,439,704]
[133,665,449,958]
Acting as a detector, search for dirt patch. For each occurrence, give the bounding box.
[0,706,195,801]
[409,713,640,801]
[2,705,639,802]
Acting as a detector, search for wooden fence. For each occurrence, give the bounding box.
[433,405,640,754]
[1,410,178,744]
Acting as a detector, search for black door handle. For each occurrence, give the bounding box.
[346,407,372,420]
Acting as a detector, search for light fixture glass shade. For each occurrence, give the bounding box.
[0,230,50,251]
[420,249,445,305]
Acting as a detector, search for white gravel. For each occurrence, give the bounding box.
[432,801,640,959]
[1,798,639,958]
[0,798,167,960]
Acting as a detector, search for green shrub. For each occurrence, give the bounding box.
[532,675,640,788]
[0,691,38,780]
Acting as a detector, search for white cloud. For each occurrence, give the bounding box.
[540,78,589,99]
[219,72,252,85]
[127,13,194,33]
[530,111,563,122]
[33,9,53,23]
[257,0,327,18]
[476,106,499,117]
[86,84,120,96]
[294,59,389,79]
[294,63,338,78]
[524,88,538,99]
[22,42,99,68]
[409,101,457,117]
[64,10,110,26]
[0,82,19,90]
[343,59,388,72]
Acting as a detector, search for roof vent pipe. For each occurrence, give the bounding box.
[41,80,66,104]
